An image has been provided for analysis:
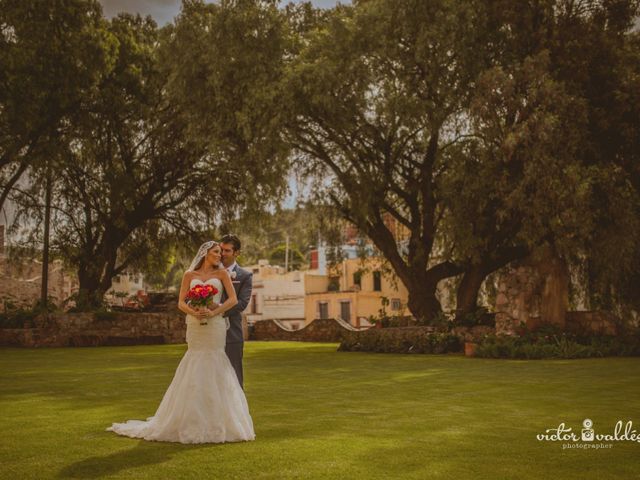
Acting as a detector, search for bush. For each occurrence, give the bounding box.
[93,308,118,322]
[423,310,451,328]
[339,327,462,354]
[0,307,38,328]
[0,298,57,329]
[452,307,495,328]
[474,331,640,359]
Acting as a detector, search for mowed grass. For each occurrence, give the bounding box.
[1,341,639,480]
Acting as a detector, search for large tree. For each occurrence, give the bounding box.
[286,0,640,323]
[162,0,292,210]
[0,0,113,212]
[13,14,214,308]
[451,0,640,317]
[14,2,290,308]
[285,0,507,322]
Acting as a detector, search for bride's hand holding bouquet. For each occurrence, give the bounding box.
[185,283,219,325]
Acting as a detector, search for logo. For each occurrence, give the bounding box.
[581,418,594,441]
[536,419,640,449]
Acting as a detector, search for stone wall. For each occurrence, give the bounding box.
[494,263,542,335]
[565,311,620,336]
[251,318,355,342]
[1,313,354,347]
[0,310,185,347]
[494,247,570,335]
[0,255,78,308]
[1,309,621,349]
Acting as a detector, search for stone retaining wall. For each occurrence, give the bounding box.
[0,311,185,347]
[251,318,356,342]
[0,314,354,347]
[1,310,622,348]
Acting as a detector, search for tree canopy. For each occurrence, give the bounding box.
[285,0,640,322]
[2,0,638,318]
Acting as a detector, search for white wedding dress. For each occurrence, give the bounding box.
[106,278,255,444]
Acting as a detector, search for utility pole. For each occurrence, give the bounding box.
[284,234,289,272]
[40,159,52,307]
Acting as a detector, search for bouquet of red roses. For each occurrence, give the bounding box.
[185,283,219,325]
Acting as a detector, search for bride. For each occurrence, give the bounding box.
[106,241,256,444]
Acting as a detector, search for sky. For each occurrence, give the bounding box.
[99,0,350,25]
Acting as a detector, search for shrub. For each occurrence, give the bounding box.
[0,298,57,329]
[474,331,640,359]
[93,308,118,322]
[339,327,462,354]
[452,307,495,328]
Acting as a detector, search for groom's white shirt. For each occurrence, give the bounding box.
[226,261,238,273]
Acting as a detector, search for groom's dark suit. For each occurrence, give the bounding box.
[222,263,252,389]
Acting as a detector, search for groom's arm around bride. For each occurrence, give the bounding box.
[224,265,253,343]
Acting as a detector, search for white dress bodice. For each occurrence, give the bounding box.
[189,277,224,303]
[186,277,229,351]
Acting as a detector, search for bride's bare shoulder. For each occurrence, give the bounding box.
[215,269,230,279]
[183,270,195,281]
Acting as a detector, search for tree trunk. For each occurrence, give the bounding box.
[76,272,105,310]
[399,262,467,324]
[76,256,114,310]
[455,265,486,322]
[407,289,443,324]
[538,246,569,329]
[454,246,531,322]
[75,227,133,310]
[73,223,133,310]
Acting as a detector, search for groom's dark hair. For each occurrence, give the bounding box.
[220,234,241,252]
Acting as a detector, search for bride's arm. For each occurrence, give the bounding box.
[207,270,238,317]
[178,272,206,317]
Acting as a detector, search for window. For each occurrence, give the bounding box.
[391,298,401,311]
[373,271,382,291]
[251,294,258,314]
[328,276,340,292]
[318,301,329,319]
[353,271,362,287]
[339,300,351,322]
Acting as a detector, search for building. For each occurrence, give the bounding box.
[105,272,147,307]
[303,211,415,328]
[304,256,410,328]
[245,260,308,330]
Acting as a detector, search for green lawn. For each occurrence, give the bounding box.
[1,342,639,480]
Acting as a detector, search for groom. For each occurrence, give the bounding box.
[219,233,252,389]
